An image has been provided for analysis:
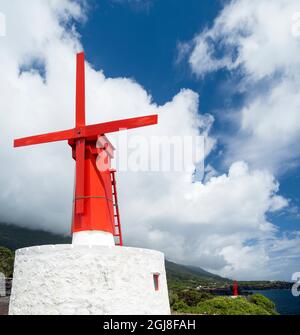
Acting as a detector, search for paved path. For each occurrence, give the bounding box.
[0,297,9,315]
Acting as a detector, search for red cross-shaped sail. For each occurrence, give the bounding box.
[14,52,158,223]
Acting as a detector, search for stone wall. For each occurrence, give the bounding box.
[9,245,170,315]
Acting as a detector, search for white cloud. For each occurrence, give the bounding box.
[182,0,300,173]
[0,0,296,280]
[115,160,291,279]
[177,0,300,278]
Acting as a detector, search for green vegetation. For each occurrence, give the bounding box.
[0,246,14,277]
[169,283,278,315]
[172,294,278,315]
[249,293,278,315]
[170,288,214,310]
[193,296,278,315]
[166,260,229,289]
[0,223,281,315]
[0,222,70,278]
[0,222,71,250]
[238,281,291,290]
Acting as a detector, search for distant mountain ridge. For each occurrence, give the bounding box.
[0,222,227,284]
[166,260,229,285]
[0,222,291,290]
[0,222,71,250]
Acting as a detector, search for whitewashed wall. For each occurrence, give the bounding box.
[9,245,170,315]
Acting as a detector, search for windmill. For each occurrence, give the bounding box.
[10,52,170,315]
[14,52,158,246]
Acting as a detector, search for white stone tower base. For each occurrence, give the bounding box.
[9,245,170,315]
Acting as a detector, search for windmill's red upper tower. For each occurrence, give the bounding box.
[14,52,158,246]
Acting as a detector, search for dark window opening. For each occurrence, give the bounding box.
[153,273,160,291]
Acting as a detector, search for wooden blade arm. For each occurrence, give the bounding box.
[76,52,85,128]
[84,115,158,138]
[14,128,75,148]
[14,115,158,147]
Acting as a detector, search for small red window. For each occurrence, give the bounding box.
[153,273,160,291]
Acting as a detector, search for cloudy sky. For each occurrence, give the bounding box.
[0,0,300,280]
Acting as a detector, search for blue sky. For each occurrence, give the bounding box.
[80,0,300,279]
[1,0,300,280]
[79,1,300,237]
[81,0,220,104]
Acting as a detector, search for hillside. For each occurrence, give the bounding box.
[165,260,229,288]
[0,222,290,291]
[0,222,227,285]
[0,222,290,315]
[0,222,71,250]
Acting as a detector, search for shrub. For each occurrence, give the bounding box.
[172,300,190,313]
[169,291,179,307]
[249,294,278,315]
[177,289,214,307]
[192,296,274,315]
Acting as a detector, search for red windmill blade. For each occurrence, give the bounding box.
[14,52,158,244]
[76,52,86,128]
[13,115,158,148]
[75,52,86,215]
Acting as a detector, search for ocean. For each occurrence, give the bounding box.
[251,289,300,315]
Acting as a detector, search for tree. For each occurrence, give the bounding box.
[0,246,14,278]
[177,289,213,307]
